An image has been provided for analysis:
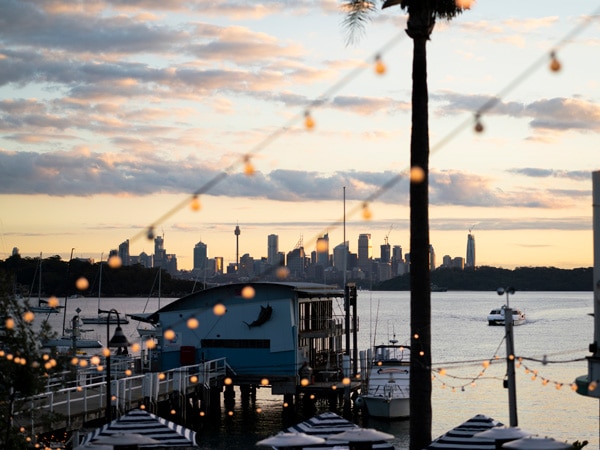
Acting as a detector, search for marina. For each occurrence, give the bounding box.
[9,290,599,448]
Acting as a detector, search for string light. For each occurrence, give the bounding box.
[118,6,600,268]
[243,155,255,175]
[187,317,199,329]
[304,110,315,130]
[361,202,372,220]
[190,195,201,211]
[108,255,122,269]
[549,51,561,72]
[374,54,386,75]
[474,113,484,133]
[75,277,89,291]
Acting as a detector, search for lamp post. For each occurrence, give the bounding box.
[497,286,517,426]
[99,308,130,422]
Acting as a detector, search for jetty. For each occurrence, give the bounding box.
[17,357,227,437]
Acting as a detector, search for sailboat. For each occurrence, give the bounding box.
[129,267,162,334]
[81,257,129,325]
[28,253,61,314]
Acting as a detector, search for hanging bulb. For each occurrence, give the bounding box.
[146,226,155,240]
[108,255,122,269]
[304,110,315,130]
[244,155,255,175]
[474,113,484,133]
[438,368,446,376]
[190,195,201,211]
[362,202,372,220]
[549,51,561,72]
[374,54,386,75]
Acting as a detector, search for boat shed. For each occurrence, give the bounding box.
[147,282,348,394]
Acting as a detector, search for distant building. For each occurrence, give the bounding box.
[452,257,465,270]
[357,234,372,274]
[118,240,130,266]
[193,241,208,272]
[154,236,166,269]
[466,232,476,268]
[429,244,436,271]
[380,242,391,263]
[239,253,254,278]
[267,234,279,266]
[316,234,330,267]
[286,247,306,279]
[136,252,152,268]
[333,242,349,271]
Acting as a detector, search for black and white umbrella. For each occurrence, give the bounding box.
[279,411,395,449]
[424,414,504,449]
[79,409,199,448]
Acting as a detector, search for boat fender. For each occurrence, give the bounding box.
[354,396,364,408]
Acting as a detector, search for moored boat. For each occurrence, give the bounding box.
[487,305,526,326]
[43,314,102,350]
[81,258,129,325]
[357,340,410,420]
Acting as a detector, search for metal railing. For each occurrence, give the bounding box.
[17,356,228,430]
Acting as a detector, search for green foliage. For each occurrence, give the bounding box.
[571,440,588,449]
[0,269,60,449]
[0,254,196,298]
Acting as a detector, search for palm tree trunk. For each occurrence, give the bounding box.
[409,33,432,450]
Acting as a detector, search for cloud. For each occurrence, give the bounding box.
[433,91,600,134]
[0,149,590,212]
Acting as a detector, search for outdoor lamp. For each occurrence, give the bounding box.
[99,308,130,422]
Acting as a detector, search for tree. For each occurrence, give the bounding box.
[343,2,466,449]
[0,270,59,449]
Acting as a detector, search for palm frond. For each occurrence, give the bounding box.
[342,1,377,46]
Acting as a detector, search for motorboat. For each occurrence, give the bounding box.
[487,305,526,326]
[357,340,410,419]
[43,314,103,350]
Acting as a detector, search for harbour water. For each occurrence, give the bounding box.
[39,290,599,449]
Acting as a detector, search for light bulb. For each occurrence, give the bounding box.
[549,51,561,72]
[304,111,315,130]
[374,55,386,75]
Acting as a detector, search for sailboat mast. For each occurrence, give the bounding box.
[97,254,103,313]
[38,252,42,306]
[158,268,161,309]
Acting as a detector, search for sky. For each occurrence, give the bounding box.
[1,0,599,271]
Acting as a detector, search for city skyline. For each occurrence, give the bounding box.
[1,1,598,271]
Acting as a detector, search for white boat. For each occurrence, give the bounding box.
[43,314,103,350]
[81,258,129,325]
[358,340,410,419]
[487,305,526,326]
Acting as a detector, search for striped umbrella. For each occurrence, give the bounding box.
[279,411,395,449]
[424,414,504,449]
[79,409,198,448]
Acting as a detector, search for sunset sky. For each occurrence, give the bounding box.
[1,0,599,271]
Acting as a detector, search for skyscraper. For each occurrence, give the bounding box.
[466,231,476,268]
[193,241,208,272]
[316,233,329,267]
[267,234,279,265]
[358,233,372,273]
[118,239,130,266]
[333,242,349,271]
[154,235,166,269]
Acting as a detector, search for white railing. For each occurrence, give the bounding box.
[19,357,228,428]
